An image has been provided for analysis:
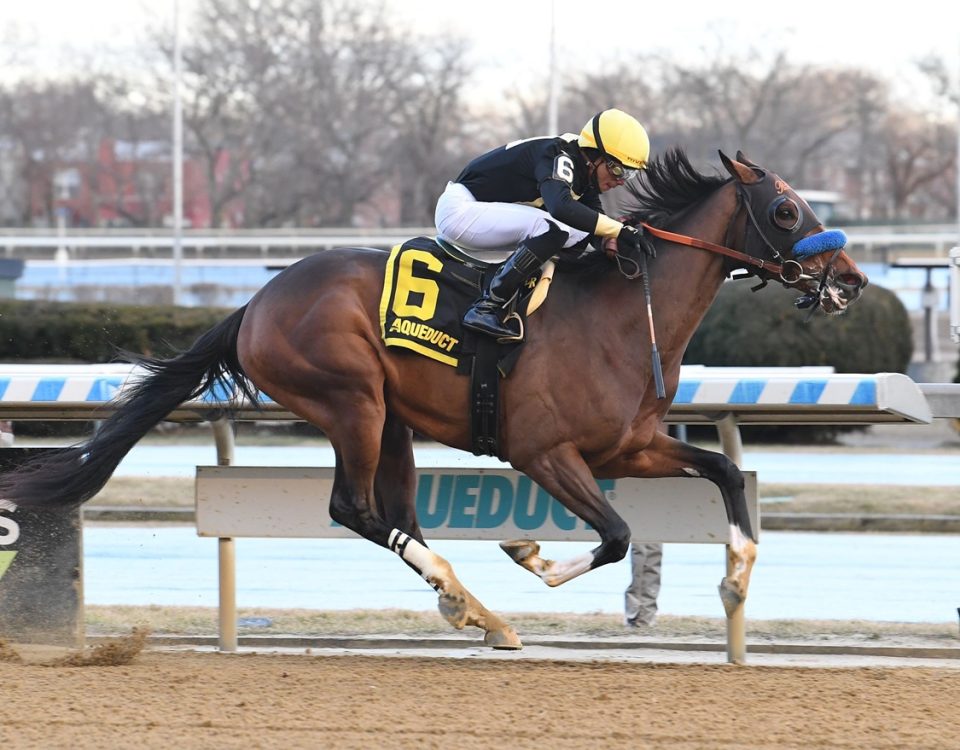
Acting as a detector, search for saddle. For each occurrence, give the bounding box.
[379,236,555,458]
[434,238,557,334]
[379,236,554,368]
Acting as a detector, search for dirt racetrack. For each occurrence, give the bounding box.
[1,650,958,749]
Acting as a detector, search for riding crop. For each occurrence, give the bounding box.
[640,253,666,399]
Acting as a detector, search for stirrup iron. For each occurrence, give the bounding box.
[496,313,524,343]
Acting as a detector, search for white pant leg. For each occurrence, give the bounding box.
[435,182,589,254]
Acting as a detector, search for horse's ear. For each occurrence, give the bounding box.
[718,150,761,185]
[735,150,760,169]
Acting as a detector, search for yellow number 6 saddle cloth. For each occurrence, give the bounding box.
[379,236,550,368]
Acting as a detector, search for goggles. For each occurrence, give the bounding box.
[605,158,637,180]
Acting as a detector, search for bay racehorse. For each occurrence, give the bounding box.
[0,149,866,649]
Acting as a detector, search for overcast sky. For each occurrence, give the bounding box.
[5,0,959,105]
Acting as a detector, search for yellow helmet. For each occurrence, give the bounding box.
[577,109,650,170]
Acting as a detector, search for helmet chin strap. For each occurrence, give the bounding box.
[583,153,601,190]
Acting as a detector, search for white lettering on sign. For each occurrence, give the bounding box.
[412,474,614,531]
[0,513,20,546]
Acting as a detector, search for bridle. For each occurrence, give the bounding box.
[633,175,854,309]
[612,159,861,395]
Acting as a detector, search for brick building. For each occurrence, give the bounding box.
[29,139,245,229]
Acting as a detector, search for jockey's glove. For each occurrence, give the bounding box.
[617,225,657,259]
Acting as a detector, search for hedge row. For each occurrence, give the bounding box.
[684,281,913,374]
[0,282,914,372]
[0,300,229,362]
[683,281,913,442]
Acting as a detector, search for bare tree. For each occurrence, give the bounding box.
[877,111,956,219]
[151,0,472,227]
[1,79,108,226]
[660,46,793,161]
[281,0,430,225]
[912,56,959,220]
[392,37,473,225]
[0,24,32,224]
[0,19,169,229]
[81,74,170,227]
[149,0,279,227]
[559,59,664,135]
[1,12,958,229]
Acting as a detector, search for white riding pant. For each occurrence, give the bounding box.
[435,182,589,254]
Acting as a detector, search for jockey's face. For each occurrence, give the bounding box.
[595,159,626,192]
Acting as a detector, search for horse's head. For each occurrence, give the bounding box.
[720,150,867,314]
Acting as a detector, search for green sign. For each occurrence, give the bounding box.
[0,550,16,581]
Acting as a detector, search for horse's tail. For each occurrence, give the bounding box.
[0,306,257,510]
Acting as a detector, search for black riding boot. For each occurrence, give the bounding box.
[462,223,568,338]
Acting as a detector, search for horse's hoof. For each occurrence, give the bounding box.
[718,577,743,617]
[500,539,539,564]
[437,591,468,630]
[484,626,523,651]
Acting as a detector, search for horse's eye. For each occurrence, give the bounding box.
[769,197,801,232]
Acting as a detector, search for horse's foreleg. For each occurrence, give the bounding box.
[386,529,520,648]
[719,524,757,617]
[598,431,757,616]
[334,463,520,649]
[370,412,521,649]
[502,443,631,587]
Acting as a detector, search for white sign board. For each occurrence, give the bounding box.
[196,466,758,544]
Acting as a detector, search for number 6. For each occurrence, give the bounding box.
[393,250,441,320]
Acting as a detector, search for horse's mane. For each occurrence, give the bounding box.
[620,147,729,227]
[555,147,730,279]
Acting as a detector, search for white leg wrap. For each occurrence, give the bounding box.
[388,529,445,590]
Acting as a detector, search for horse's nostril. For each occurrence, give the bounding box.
[837,273,865,291]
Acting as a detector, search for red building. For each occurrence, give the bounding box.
[31,139,245,229]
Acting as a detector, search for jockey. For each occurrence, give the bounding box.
[436,108,657,339]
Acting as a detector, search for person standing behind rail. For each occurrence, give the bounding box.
[624,541,663,627]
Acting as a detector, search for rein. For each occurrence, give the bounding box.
[639,222,807,285]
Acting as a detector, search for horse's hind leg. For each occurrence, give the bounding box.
[328,404,521,649]
[374,414,423,544]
